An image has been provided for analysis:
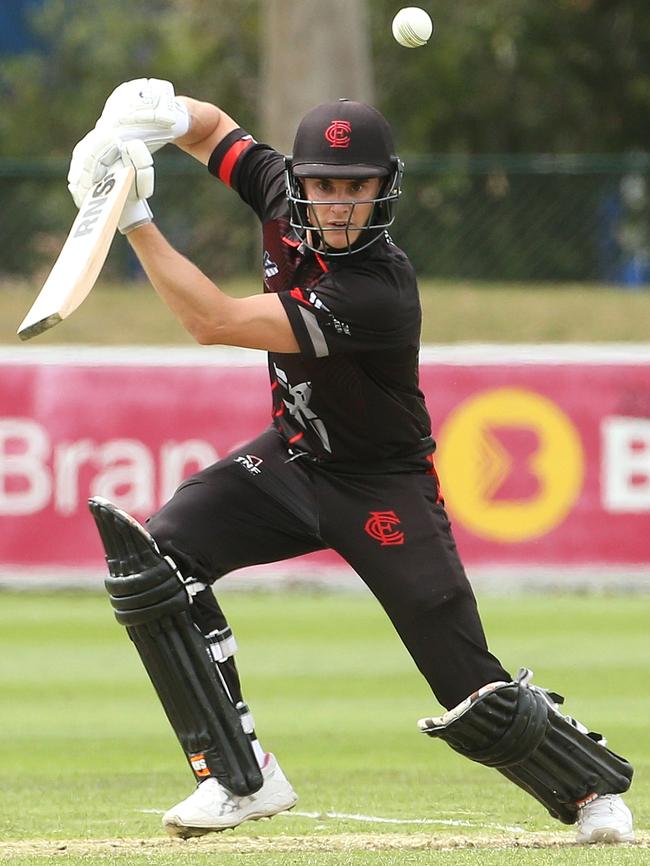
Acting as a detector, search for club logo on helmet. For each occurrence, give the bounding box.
[324,120,352,148]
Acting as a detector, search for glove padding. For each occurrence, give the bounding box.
[68,131,154,234]
[116,139,154,234]
[96,78,189,154]
[68,127,117,209]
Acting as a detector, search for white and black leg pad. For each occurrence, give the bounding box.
[88,496,263,796]
[418,669,633,824]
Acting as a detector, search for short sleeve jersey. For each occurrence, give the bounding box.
[208,129,435,472]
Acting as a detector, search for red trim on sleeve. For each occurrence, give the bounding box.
[218,139,254,187]
[282,234,301,248]
[288,432,304,444]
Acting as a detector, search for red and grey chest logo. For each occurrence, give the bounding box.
[325,120,352,148]
[364,511,405,546]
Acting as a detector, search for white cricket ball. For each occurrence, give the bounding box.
[392,7,433,48]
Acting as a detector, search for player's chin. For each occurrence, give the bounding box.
[324,228,362,249]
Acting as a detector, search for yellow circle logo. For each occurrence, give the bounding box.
[436,388,584,542]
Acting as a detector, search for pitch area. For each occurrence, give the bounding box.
[0,588,647,865]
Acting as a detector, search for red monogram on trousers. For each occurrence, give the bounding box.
[325,120,352,148]
[364,511,405,546]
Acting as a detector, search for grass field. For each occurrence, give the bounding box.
[3,277,650,345]
[0,588,647,865]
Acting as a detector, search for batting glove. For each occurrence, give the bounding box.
[96,78,190,154]
[67,127,119,209]
[116,139,155,234]
[68,132,154,234]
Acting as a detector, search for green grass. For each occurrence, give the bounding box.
[3,277,650,345]
[0,589,647,864]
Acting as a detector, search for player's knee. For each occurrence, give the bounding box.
[146,510,214,584]
[145,508,179,556]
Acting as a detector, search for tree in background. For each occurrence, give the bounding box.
[0,0,260,157]
[372,0,650,154]
[2,0,650,157]
[260,0,373,154]
[2,1,649,282]
[0,0,262,276]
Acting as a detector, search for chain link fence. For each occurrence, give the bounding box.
[2,154,650,287]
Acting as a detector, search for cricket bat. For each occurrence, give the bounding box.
[17,164,135,341]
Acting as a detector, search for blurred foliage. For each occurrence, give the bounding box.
[0,0,262,276]
[1,0,649,157]
[2,1,650,284]
[0,0,260,158]
[373,0,650,155]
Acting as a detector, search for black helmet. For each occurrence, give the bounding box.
[285,99,403,255]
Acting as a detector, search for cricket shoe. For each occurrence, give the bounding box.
[575,794,635,844]
[162,754,297,838]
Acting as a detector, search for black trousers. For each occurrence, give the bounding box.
[147,427,510,710]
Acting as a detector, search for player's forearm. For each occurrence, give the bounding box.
[126,223,235,341]
[174,98,238,165]
[126,223,298,352]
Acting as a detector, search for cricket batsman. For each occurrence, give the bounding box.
[67,79,635,843]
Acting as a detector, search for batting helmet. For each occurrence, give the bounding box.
[285,99,403,255]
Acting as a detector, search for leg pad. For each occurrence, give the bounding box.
[89,496,263,796]
[419,669,633,824]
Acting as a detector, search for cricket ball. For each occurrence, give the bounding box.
[391,7,433,48]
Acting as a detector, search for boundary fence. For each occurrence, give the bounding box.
[2,154,650,285]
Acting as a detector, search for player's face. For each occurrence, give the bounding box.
[302,177,382,249]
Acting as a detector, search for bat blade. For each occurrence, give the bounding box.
[17,164,135,341]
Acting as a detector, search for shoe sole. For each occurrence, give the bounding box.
[578,828,635,844]
[164,800,298,839]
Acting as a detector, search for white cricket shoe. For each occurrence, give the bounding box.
[162,754,297,838]
[575,794,635,844]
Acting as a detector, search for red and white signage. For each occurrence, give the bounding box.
[1,346,650,580]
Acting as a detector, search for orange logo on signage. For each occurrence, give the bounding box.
[436,388,584,542]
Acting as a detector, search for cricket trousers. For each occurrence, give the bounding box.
[147,426,510,710]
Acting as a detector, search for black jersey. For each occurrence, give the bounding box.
[208,129,434,471]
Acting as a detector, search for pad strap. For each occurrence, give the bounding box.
[206,625,238,663]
